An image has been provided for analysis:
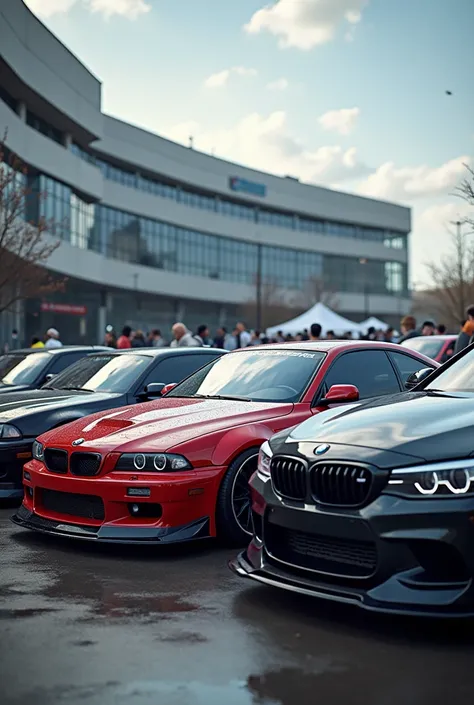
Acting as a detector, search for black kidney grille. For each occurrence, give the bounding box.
[70,452,102,477]
[44,448,68,474]
[41,489,105,521]
[266,524,377,578]
[310,463,372,506]
[271,457,307,500]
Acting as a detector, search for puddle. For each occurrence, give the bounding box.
[155,631,209,644]
[0,607,59,619]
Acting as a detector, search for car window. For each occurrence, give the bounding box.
[322,350,400,400]
[388,351,432,385]
[140,354,220,390]
[425,346,474,393]
[49,354,150,393]
[0,353,50,386]
[400,337,444,360]
[48,352,88,375]
[167,349,326,402]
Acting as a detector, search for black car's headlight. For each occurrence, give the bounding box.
[387,459,474,498]
[0,424,22,440]
[32,440,44,461]
[256,441,273,480]
[114,453,192,472]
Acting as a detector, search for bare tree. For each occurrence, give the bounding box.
[298,274,339,310]
[0,134,62,315]
[456,164,474,229]
[426,221,474,326]
[240,276,304,330]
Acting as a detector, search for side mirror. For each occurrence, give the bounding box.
[144,382,166,398]
[44,373,56,383]
[319,384,359,406]
[405,367,434,390]
[161,382,177,396]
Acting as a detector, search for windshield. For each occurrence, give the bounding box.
[425,347,474,394]
[0,353,50,386]
[167,349,325,402]
[400,337,444,360]
[49,354,149,393]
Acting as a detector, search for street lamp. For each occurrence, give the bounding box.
[359,258,369,319]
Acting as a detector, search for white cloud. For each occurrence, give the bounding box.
[244,0,369,50]
[266,78,289,91]
[204,66,257,89]
[25,0,151,19]
[164,110,369,185]
[319,107,360,135]
[357,156,471,201]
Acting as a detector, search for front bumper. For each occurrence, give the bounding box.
[0,440,33,499]
[229,473,474,617]
[13,459,225,544]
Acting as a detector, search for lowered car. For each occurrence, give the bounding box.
[12,341,436,545]
[0,346,108,394]
[230,343,474,617]
[0,347,224,499]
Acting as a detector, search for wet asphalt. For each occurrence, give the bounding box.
[1,507,474,705]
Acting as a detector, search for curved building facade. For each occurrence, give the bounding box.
[0,0,410,345]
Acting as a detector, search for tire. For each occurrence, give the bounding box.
[216,447,260,546]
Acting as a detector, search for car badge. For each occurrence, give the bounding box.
[315,444,330,455]
[72,438,85,446]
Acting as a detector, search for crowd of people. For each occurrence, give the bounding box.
[15,305,474,355]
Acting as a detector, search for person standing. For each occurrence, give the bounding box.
[194,325,209,346]
[454,306,474,354]
[117,326,132,349]
[398,316,419,344]
[131,330,146,348]
[235,322,251,349]
[31,337,45,349]
[45,328,62,349]
[147,329,166,348]
[421,320,436,336]
[170,322,198,348]
[309,323,322,341]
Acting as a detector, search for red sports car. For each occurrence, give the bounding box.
[13,341,437,546]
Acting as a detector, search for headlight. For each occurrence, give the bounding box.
[32,440,44,461]
[114,453,192,472]
[257,441,273,480]
[386,459,474,498]
[0,424,22,440]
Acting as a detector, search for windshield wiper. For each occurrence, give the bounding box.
[57,386,95,393]
[194,394,251,401]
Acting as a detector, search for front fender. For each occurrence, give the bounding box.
[211,424,273,467]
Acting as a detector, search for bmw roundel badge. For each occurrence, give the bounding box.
[315,444,330,455]
[72,438,85,446]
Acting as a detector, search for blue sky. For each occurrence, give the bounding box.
[26,0,474,286]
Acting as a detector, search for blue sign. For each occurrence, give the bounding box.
[229,177,266,198]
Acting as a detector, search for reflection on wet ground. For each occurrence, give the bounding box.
[1,509,474,705]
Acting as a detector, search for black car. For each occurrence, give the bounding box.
[0,347,224,499]
[0,347,109,394]
[231,344,474,617]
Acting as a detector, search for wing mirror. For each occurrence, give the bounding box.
[319,384,359,406]
[161,382,177,396]
[405,367,434,390]
[144,382,166,398]
[44,373,56,383]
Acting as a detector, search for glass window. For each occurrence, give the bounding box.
[0,353,50,386]
[167,349,325,403]
[48,352,90,376]
[322,351,400,400]
[424,347,474,394]
[50,354,150,393]
[399,337,445,361]
[388,351,433,385]
[140,353,220,392]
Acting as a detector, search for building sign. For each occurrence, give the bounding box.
[229,177,267,198]
[41,303,87,316]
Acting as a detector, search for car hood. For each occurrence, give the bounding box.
[0,384,31,394]
[40,398,295,452]
[280,392,474,464]
[0,390,121,424]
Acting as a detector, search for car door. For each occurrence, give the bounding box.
[133,353,221,400]
[314,349,401,407]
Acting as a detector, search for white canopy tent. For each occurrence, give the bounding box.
[359,316,389,332]
[266,302,363,338]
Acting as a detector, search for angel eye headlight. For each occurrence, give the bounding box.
[115,453,192,472]
[387,460,474,498]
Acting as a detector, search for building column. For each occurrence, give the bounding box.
[63,132,72,149]
[97,290,112,343]
[175,301,185,323]
[219,306,226,327]
[17,102,26,122]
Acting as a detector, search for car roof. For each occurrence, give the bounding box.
[90,347,227,358]
[229,340,421,354]
[3,346,109,356]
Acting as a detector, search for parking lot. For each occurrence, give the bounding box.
[2,508,474,705]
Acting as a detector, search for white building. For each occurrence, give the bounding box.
[0,0,410,345]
